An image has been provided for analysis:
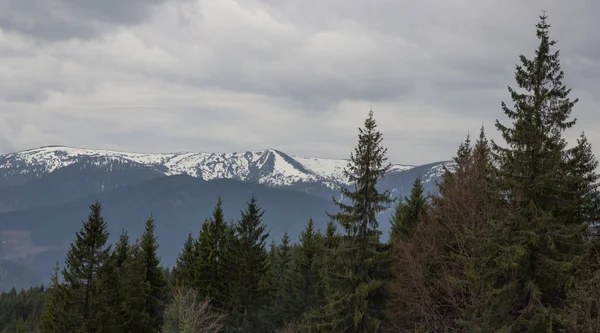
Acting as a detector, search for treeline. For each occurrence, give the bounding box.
[2,13,600,332]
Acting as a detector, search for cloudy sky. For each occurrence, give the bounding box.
[0,0,598,164]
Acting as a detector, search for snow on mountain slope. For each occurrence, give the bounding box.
[293,156,414,183]
[0,146,417,188]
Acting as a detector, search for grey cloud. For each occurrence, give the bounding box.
[0,0,599,165]
[0,0,187,41]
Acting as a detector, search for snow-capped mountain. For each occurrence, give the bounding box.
[0,146,453,291]
[0,145,416,189]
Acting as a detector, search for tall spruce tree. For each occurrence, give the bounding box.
[172,232,199,286]
[309,110,393,332]
[196,198,231,309]
[389,177,429,242]
[292,219,323,318]
[39,264,70,333]
[271,231,295,327]
[226,196,271,332]
[139,216,168,333]
[61,201,112,332]
[466,14,599,331]
[100,231,150,333]
[96,230,129,333]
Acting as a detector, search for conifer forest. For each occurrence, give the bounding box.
[2,14,600,333]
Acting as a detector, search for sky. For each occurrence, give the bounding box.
[0,0,598,165]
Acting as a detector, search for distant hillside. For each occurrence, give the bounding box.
[0,176,338,285]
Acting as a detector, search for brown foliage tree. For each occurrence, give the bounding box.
[385,130,508,332]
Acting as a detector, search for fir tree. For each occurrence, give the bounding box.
[389,177,429,242]
[309,110,393,333]
[139,216,168,333]
[61,201,112,332]
[467,13,599,331]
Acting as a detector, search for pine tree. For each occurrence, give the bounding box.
[309,110,393,333]
[61,201,112,332]
[467,13,599,331]
[226,196,271,332]
[390,177,429,242]
[139,216,168,333]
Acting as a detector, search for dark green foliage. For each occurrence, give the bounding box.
[39,264,70,333]
[172,232,199,286]
[139,216,168,333]
[464,14,600,332]
[308,110,393,333]
[390,177,429,242]
[60,201,112,332]
[98,230,150,333]
[0,284,45,332]
[195,198,232,309]
[271,232,295,327]
[226,196,271,332]
[291,219,323,319]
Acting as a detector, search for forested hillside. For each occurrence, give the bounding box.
[2,14,599,333]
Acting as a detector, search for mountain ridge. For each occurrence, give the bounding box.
[0,145,419,189]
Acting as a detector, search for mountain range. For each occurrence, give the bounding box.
[0,145,452,291]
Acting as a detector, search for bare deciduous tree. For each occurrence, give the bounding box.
[161,286,226,333]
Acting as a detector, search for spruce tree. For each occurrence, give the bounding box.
[139,216,168,333]
[196,198,231,309]
[309,110,393,332]
[15,317,25,333]
[123,241,152,332]
[318,220,339,299]
[390,177,429,242]
[226,196,271,332]
[468,13,599,331]
[61,201,112,332]
[99,231,150,333]
[172,232,199,286]
[39,264,70,333]
[292,219,323,318]
[271,231,295,327]
[96,230,130,332]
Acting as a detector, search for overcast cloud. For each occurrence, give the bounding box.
[0,0,598,164]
